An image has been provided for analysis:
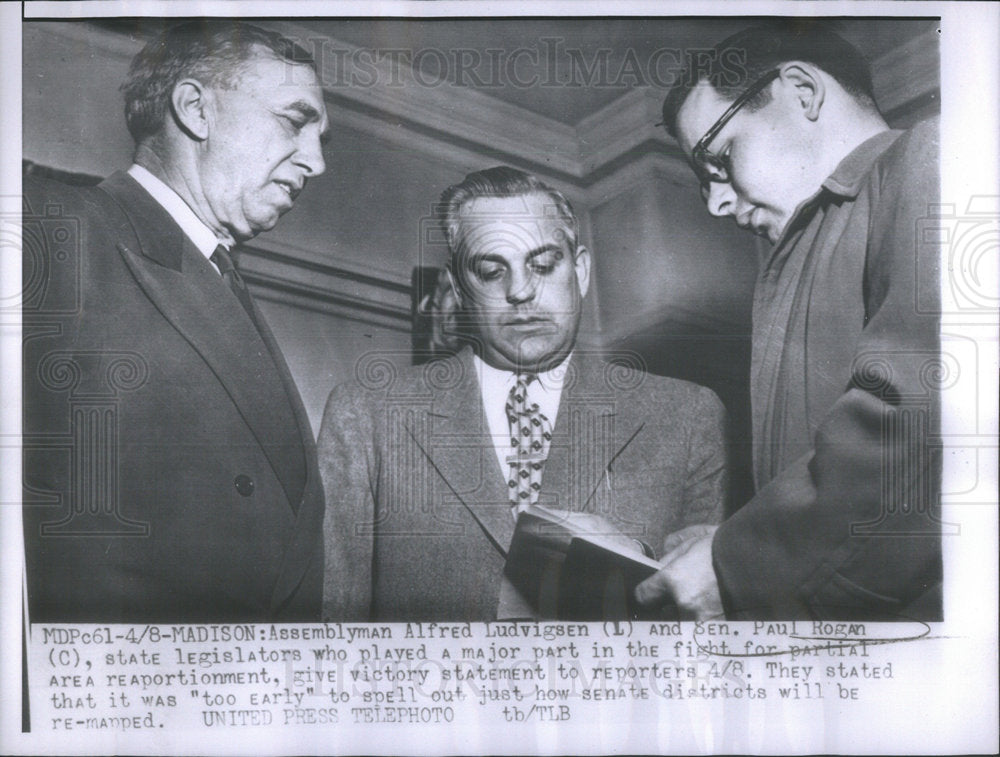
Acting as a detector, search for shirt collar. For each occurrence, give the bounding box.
[127,164,234,259]
[473,351,571,425]
[821,129,904,198]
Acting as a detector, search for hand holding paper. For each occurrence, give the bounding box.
[634,524,724,620]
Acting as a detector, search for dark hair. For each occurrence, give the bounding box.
[438,166,578,256]
[121,20,317,143]
[661,21,878,138]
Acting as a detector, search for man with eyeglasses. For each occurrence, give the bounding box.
[318,166,727,620]
[635,22,942,620]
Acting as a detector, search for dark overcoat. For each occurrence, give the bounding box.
[22,172,324,622]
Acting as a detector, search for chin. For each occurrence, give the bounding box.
[248,213,281,236]
[522,347,569,373]
[490,347,547,373]
[768,215,793,243]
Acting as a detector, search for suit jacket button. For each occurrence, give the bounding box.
[234,475,254,497]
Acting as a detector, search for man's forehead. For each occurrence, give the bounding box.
[461,193,556,216]
[456,194,571,255]
[234,52,328,126]
[675,80,731,153]
[458,194,568,232]
[234,51,322,95]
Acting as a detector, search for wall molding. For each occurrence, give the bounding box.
[24,20,940,339]
[583,150,694,210]
[29,20,940,191]
[271,21,585,179]
[237,237,413,331]
[575,88,671,175]
[21,156,416,332]
[872,27,940,117]
[26,21,678,185]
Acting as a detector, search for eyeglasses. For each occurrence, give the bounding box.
[690,69,781,186]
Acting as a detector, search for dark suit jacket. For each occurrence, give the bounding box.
[319,347,726,621]
[22,172,324,622]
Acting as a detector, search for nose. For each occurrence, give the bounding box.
[505,265,537,305]
[704,181,737,219]
[294,130,326,178]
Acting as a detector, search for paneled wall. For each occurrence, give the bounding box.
[22,18,940,510]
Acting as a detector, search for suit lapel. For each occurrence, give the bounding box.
[540,354,597,513]
[543,354,646,515]
[417,349,515,554]
[254,308,324,614]
[417,352,653,545]
[100,172,306,513]
[245,301,315,512]
[539,368,573,513]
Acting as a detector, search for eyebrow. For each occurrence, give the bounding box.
[285,100,332,144]
[468,244,564,265]
[525,243,566,260]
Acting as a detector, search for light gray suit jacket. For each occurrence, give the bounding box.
[319,347,726,621]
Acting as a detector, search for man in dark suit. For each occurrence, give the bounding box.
[318,166,727,621]
[22,21,329,622]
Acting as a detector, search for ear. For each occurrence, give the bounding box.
[777,62,825,122]
[573,245,591,299]
[170,78,212,141]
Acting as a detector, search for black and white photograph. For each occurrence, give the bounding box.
[1,0,997,754]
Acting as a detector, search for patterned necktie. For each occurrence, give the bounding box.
[210,245,257,322]
[505,374,552,515]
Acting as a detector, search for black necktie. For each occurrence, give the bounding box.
[210,245,256,322]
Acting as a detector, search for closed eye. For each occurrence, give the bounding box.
[473,261,505,282]
[281,114,307,132]
[277,100,324,134]
[705,144,731,176]
[699,144,733,194]
[528,250,562,275]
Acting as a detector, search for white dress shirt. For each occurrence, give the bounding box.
[127,164,234,270]
[473,352,571,481]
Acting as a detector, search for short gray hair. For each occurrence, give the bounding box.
[438,166,579,257]
[121,20,317,144]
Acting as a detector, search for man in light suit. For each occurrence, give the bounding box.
[319,166,727,621]
[22,21,329,621]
